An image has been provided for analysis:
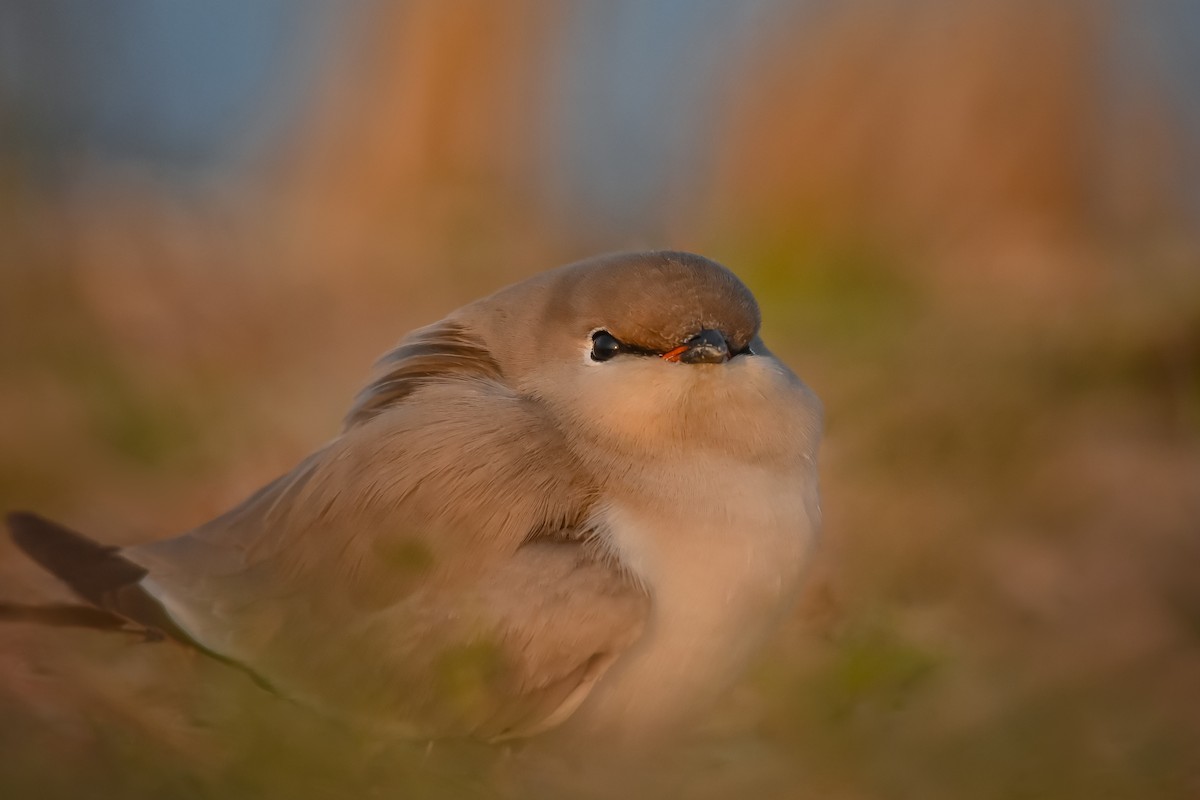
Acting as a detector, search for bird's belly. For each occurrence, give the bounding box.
[563,462,819,742]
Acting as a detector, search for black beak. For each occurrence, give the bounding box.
[679,329,730,364]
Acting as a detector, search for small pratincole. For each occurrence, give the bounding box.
[5,250,823,745]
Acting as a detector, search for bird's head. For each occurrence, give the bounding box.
[461,251,823,468]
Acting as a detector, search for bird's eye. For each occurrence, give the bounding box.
[590,331,623,362]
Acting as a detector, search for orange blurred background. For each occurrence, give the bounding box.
[1,2,1198,798]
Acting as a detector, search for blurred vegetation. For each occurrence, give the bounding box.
[2,1,1199,798]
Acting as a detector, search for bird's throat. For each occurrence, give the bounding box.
[563,458,818,742]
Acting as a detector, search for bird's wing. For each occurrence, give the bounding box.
[119,320,649,738]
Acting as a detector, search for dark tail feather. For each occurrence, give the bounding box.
[6,512,285,695]
[6,511,192,644]
[0,601,139,632]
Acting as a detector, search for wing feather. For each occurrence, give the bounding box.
[343,319,503,429]
[117,327,647,738]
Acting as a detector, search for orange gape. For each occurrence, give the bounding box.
[661,345,688,362]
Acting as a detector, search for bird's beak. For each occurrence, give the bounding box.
[661,329,730,364]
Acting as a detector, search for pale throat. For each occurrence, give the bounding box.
[579,456,817,732]
[603,456,815,612]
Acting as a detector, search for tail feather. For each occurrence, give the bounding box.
[5,511,192,643]
[5,511,285,696]
[0,599,162,638]
[0,601,136,632]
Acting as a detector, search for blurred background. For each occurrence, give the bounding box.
[1,1,1198,798]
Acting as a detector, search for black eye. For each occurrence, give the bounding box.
[590,331,623,362]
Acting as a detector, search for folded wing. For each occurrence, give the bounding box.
[9,320,648,739]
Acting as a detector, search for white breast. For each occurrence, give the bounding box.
[562,456,820,741]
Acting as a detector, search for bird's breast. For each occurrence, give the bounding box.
[562,456,820,741]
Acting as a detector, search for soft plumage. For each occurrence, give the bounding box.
[5,250,823,745]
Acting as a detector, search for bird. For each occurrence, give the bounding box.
[3,250,823,747]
